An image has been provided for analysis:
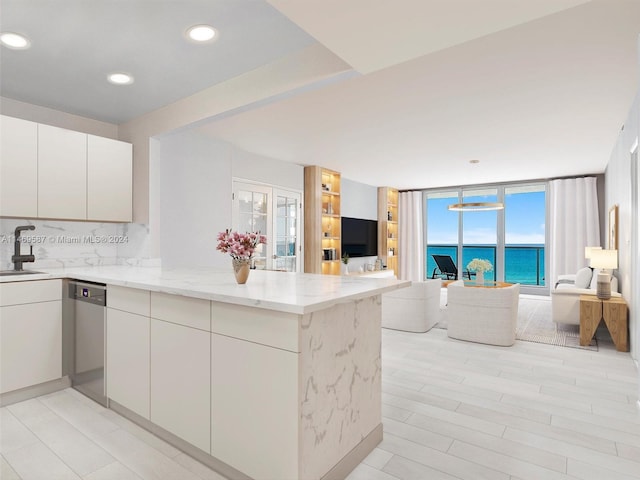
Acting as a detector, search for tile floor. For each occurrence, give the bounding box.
[1,297,639,480]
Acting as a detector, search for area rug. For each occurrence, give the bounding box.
[435,294,598,351]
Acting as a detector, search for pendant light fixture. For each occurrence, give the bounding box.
[448,202,504,211]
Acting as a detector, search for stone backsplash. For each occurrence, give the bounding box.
[0,219,157,270]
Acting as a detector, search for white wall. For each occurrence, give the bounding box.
[0,97,118,139]
[341,178,378,220]
[232,148,302,191]
[605,81,639,374]
[157,132,233,268]
[156,131,304,268]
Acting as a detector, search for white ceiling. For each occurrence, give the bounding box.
[0,0,316,124]
[1,0,639,190]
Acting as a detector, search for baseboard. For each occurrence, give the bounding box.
[111,400,381,480]
[320,423,383,480]
[0,376,71,407]
[109,400,252,480]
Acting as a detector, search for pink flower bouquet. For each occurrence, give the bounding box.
[216,230,267,261]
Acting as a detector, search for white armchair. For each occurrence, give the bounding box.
[382,278,442,333]
[551,267,620,326]
[446,280,520,346]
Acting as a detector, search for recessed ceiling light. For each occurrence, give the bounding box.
[107,72,134,85]
[469,159,480,164]
[0,32,31,49]
[186,24,217,43]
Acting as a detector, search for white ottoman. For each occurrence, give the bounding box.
[382,278,442,333]
[446,280,520,346]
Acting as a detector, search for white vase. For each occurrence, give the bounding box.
[475,271,484,284]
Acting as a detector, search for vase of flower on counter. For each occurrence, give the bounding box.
[216,230,267,284]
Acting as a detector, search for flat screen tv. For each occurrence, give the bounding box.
[341,217,378,257]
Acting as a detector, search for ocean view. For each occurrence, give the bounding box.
[427,244,545,286]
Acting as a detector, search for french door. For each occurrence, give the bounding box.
[232,181,302,272]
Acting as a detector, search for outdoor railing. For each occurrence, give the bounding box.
[426,244,545,286]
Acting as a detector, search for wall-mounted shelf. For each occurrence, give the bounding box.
[304,166,341,275]
[378,187,399,276]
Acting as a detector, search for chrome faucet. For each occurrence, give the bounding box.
[12,225,36,271]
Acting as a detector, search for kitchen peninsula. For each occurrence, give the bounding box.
[0,266,408,480]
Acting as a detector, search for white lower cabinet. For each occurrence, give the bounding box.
[211,333,299,480]
[150,319,210,452]
[0,280,62,394]
[106,307,150,419]
[104,287,301,479]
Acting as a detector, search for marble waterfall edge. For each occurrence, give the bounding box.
[299,294,382,479]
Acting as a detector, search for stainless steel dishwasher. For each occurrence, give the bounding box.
[67,280,108,406]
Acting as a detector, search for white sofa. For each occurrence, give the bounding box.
[446,280,520,346]
[551,267,620,326]
[382,278,442,333]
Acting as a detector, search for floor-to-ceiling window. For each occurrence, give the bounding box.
[462,188,498,282]
[426,191,459,279]
[425,182,547,294]
[504,185,546,286]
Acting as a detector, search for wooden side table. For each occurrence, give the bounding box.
[602,296,629,351]
[579,294,628,351]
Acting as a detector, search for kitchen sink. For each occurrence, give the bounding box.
[0,270,46,277]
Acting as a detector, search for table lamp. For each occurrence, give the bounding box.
[589,249,618,300]
[584,246,602,262]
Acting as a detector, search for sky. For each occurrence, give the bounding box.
[427,190,545,245]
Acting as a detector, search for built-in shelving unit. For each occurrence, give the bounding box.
[304,166,341,275]
[378,187,399,276]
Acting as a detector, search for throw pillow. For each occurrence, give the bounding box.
[589,268,601,290]
[575,267,593,289]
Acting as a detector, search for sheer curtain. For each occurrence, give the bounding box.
[398,191,424,281]
[549,177,600,285]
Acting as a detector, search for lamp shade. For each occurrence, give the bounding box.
[589,249,618,269]
[584,246,602,259]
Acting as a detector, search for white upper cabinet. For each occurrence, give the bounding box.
[0,116,133,222]
[87,135,132,222]
[38,124,88,220]
[0,115,38,217]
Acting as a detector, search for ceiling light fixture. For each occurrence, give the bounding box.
[0,32,31,49]
[448,202,504,211]
[186,24,217,43]
[469,159,480,164]
[107,72,134,85]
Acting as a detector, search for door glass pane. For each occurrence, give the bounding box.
[254,193,267,213]
[426,191,459,279]
[238,191,252,213]
[462,188,497,281]
[274,193,298,272]
[237,189,268,270]
[505,185,546,286]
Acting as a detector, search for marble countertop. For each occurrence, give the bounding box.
[0,265,409,314]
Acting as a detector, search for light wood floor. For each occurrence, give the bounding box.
[2,302,638,480]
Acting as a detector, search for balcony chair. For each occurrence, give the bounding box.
[431,254,474,280]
